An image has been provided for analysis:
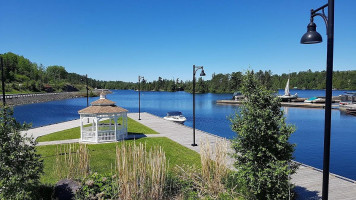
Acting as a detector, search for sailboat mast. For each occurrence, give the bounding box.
[285,78,290,96]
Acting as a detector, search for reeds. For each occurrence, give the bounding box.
[176,138,233,199]
[115,142,167,200]
[54,143,90,180]
[200,138,229,194]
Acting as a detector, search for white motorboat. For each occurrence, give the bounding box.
[163,111,186,124]
[278,78,298,101]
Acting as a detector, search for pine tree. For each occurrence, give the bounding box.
[231,71,297,199]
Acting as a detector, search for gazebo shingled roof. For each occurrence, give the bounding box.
[78,106,128,114]
[78,93,128,114]
[91,98,116,106]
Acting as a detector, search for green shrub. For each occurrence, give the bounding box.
[76,173,119,199]
[0,106,43,199]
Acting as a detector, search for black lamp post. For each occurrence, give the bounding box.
[138,76,145,120]
[192,65,206,146]
[81,74,89,107]
[0,55,5,106]
[300,1,334,199]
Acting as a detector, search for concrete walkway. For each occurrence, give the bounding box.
[21,119,85,139]
[24,112,356,199]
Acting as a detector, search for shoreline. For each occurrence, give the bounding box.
[3,90,108,106]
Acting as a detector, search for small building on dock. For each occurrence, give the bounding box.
[78,93,128,143]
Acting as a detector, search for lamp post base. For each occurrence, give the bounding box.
[191,143,198,146]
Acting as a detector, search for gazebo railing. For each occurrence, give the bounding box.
[82,130,96,141]
[98,130,116,141]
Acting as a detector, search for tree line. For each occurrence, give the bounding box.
[1,52,355,94]
[139,70,356,93]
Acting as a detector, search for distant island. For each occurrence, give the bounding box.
[1,52,355,94]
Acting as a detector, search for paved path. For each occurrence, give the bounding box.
[24,112,356,199]
[37,139,80,146]
[21,119,89,139]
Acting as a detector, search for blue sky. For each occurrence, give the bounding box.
[1,0,355,82]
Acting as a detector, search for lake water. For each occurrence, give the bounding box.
[14,89,356,180]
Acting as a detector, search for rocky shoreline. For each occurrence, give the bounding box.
[3,90,108,106]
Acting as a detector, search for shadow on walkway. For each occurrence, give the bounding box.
[294,186,320,200]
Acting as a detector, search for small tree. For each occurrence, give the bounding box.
[231,71,297,199]
[0,106,43,199]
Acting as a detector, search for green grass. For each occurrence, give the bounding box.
[36,137,201,184]
[127,117,158,135]
[36,117,158,142]
[36,126,80,142]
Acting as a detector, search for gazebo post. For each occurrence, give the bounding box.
[91,115,94,138]
[96,117,99,143]
[114,114,118,141]
[80,115,83,141]
[124,113,128,138]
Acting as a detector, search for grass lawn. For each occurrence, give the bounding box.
[36,117,158,142]
[37,137,201,184]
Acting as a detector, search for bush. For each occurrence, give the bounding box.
[0,106,43,199]
[76,173,118,200]
[230,71,297,199]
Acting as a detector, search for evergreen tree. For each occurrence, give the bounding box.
[230,71,297,199]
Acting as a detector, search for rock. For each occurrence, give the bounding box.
[53,179,81,200]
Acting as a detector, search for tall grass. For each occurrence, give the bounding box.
[54,143,90,180]
[176,138,238,199]
[115,142,167,200]
[200,138,229,195]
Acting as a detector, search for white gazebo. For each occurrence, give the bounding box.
[78,93,128,143]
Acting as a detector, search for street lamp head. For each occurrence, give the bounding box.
[300,21,323,44]
[200,69,206,76]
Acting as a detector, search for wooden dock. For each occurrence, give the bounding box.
[128,112,356,199]
[216,100,339,109]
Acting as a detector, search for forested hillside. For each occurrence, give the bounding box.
[0,52,135,93]
[1,52,355,94]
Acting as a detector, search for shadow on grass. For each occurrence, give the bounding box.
[126,133,148,140]
[128,131,145,135]
[294,186,320,200]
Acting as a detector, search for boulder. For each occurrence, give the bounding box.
[53,179,81,200]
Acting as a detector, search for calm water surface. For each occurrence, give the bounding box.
[14,89,356,180]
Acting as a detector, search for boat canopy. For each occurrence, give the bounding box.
[306,97,318,101]
[167,111,183,116]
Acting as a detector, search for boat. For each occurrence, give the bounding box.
[163,111,187,124]
[278,78,298,102]
[304,97,326,103]
[232,91,244,101]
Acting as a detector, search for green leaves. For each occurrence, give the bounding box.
[0,106,43,199]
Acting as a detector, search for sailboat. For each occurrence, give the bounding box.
[278,78,298,101]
